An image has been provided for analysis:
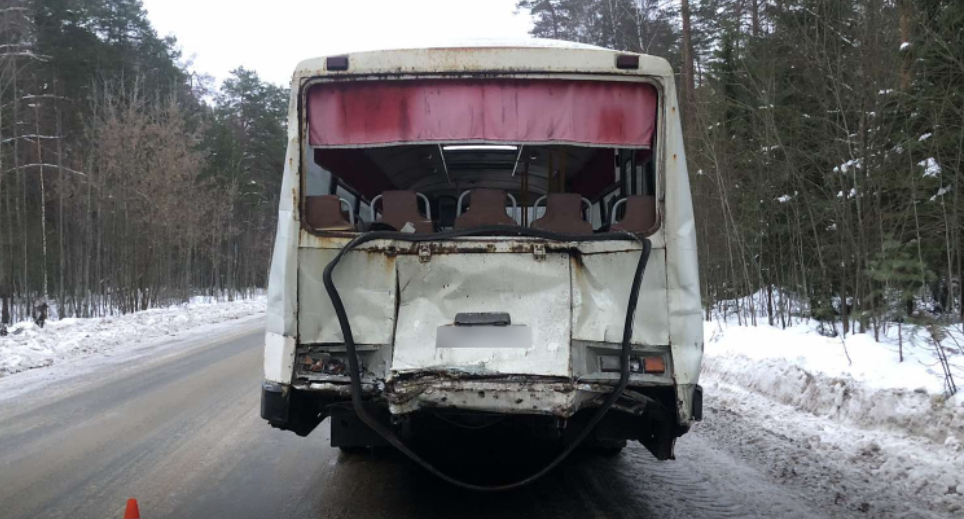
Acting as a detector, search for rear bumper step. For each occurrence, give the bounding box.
[387,379,601,417]
[291,375,678,419]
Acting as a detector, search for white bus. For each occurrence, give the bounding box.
[261,39,703,489]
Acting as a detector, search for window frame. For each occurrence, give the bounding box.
[297,72,666,238]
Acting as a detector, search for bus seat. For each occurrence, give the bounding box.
[304,195,355,231]
[611,195,657,234]
[530,193,592,234]
[377,190,433,233]
[454,189,517,229]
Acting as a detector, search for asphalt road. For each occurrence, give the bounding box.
[0,324,850,519]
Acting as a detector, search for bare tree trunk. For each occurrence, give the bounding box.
[55,80,65,315]
[33,103,48,301]
[84,156,92,317]
[680,0,695,123]
[767,284,774,326]
[0,48,5,325]
[898,322,903,362]
[752,0,760,38]
[13,52,28,317]
[898,0,913,91]
[545,0,560,39]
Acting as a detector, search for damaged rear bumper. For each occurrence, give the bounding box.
[291,373,681,419]
[386,378,606,417]
[272,375,701,459]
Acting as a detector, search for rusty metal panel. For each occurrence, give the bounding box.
[392,253,572,377]
[297,249,397,345]
[297,233,665,252]
[571,247,670,346]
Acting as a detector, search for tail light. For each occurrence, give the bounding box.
[643,356,665,374]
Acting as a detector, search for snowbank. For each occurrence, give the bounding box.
[703,378,964,517]
[702,317,964,444]
[0,296,267,377]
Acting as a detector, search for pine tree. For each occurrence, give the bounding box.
[517,0,964,333]
[0,1,286,319]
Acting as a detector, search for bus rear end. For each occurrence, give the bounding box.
[261,43,703,470]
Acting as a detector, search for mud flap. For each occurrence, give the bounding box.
[641,422,676,460]
[261,382,289,424]
[565,402,676,460]
[640,400,678,460]
[262,383,326,437]
[330,405,391,448]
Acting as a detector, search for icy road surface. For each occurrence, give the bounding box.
[0,320,957,519]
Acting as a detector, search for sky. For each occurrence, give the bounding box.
[140,0,534,87]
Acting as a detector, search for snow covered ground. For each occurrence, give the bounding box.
[701,316,964,517]
[699,380,964,517]
[703,317,964,441]
[0,296,267,378]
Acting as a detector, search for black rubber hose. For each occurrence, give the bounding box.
[322,225,652,491]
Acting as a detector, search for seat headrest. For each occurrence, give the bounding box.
[378,190,433,233]
[454,189,517,229]
[304,195,354,231]
[612,195,657,234]
[530,193,591,234]
[546,193,583,213]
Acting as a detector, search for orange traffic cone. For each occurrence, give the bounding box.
[123,498,140,519]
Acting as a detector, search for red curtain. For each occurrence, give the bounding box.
[308,79,657,148]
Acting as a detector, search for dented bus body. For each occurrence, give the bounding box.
[261,40,703,464]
